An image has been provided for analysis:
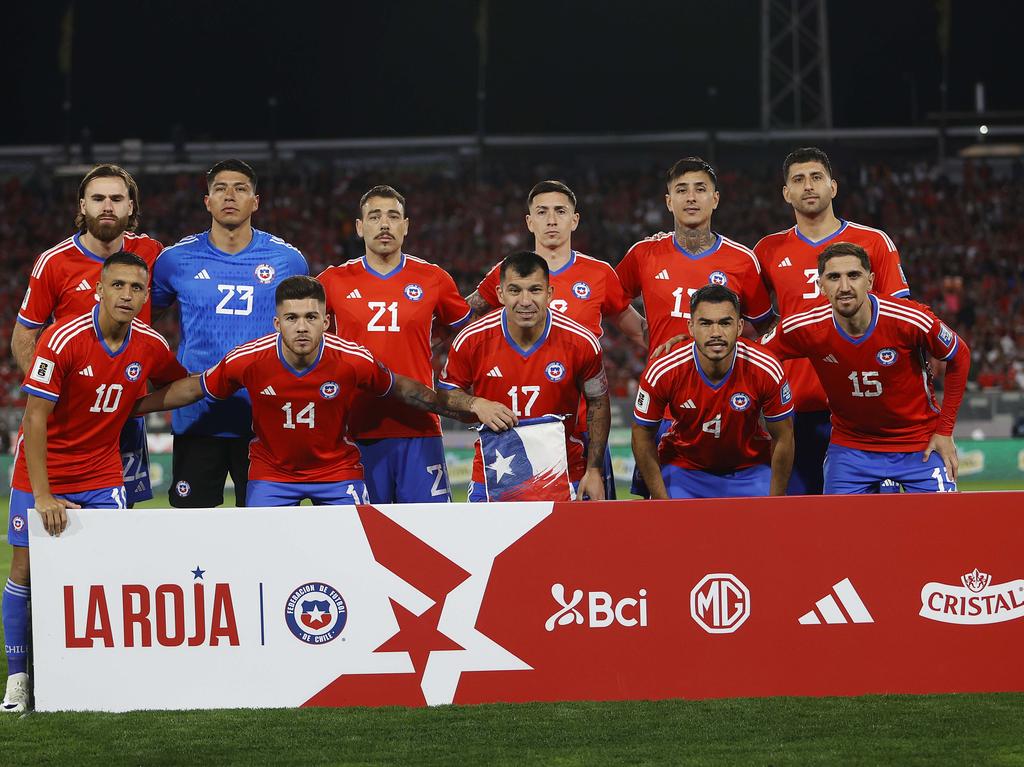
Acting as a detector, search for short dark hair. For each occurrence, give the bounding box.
[359,185,407,218]
[499,251,549,283]
[818,241,871,275]
[275,275,325,306]
[527,180,577,211]
[101,251,149,275]
[689,284,740,316]
[666,156,718,189]
[76,164,140,233]
[207,159,257,191]
[783,147,833,181]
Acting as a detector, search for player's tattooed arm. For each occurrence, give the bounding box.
[631,423,669,500]
[23,394,80,535]
[435,385,518,431]
[11,323,42,376]
[465,290,495,318]
[132,374,204,415]
[581,380,611,502]
[613,306,648,349]
[764,415,795,496]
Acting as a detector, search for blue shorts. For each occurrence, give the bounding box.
[245,479,369,507]
[661,464,771,499]
[468,481,579,503]
[788,410,831,496]
[356,436,451,504]
[823,443,957,494]
[7,485,126,547]
[631,418,673,497]
[120,416,152,505]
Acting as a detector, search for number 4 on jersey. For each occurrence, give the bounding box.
[702,413,722,439]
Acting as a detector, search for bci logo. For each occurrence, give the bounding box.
[544,583,648,631]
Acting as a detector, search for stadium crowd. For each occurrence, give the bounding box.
[0,157,1021,408]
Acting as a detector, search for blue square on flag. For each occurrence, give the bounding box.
[480,416,572,502]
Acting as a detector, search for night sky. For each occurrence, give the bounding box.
[3,1,1020,145]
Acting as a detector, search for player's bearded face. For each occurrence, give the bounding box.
[80,177,133,243]
[275,298,327,358]
[783,162,837,216]
[820,256,874,317]
[689,304,740,363]
[84,209,130,242]
[498,270,552,329]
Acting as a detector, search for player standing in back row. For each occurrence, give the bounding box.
[754,147,910,494]
[318,186,472,504]
[152,160,307,508]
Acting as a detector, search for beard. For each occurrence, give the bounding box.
[84,211,129,243]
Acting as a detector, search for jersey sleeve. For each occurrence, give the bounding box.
[17,255,60,328]
[761,374,795,422]
[438,340,473,391]
[615,244,642,299]
[151,249,177,309]
[870,236,910,298]
[21,327,67,402]
[475,263,502,308]
[751,237,776,294]
[148,343,189,388]
[739,260,775,323]
[598,264,632,318]
[200,352,244,401]
[435,269,473,328]
[633,357,670,426]
[354,354,395,397]
[290,248,309,277]
[923,312,962,362]
[759,325,802,362]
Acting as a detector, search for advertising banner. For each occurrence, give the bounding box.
[29,493,1024,711]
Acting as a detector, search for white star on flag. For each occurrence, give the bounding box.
[486,449,516,482]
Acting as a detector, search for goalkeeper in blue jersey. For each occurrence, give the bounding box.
[152,159,307,507]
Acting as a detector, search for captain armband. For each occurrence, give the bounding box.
[583,369,609,399]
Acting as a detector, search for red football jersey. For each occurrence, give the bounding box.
[13,309,185,494]
[634,339,793,471]
[754,220,910,412]
[17,232,163,328]
[438,309,605,484]
[318,254,470,439]
[761,294,963,452]
[201,332,394,482]
[616,232,774,353]
[476,251,632,337]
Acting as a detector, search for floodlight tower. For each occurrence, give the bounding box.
[760,0,834,130]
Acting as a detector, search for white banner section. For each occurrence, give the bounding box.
[29,504,551,712]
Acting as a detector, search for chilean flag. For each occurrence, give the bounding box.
[479,416,573,502]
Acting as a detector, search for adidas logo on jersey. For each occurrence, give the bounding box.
[347,289,362,299]
[260,386,277,396]
[778,257,793,268]
[75,279,93,291]
[798,578,874,625]
[486,366,503,378]
[655,269,670,280]
[194,269,211,280]
[822,354,839,364]
[680,398,696,409]
[78,365,94,377]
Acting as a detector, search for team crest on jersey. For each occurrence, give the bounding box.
[571,281,592,300]
[876,348,898,366]
[730,392,752,411]
[124,361,143,381]
[254,263,276,284]
[320,381,340,399]
[781,382,792,404]
[937,323,954,347]
[709,271,729,287]
[285,582,348,644]
[175,481,191,498]
[545,361,567,382]
[404,283,424,301]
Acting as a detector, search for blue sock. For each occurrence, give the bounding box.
[3,579,30,676]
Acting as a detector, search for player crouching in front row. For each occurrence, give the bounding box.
[133,276,509,506]
[632,285,795,499]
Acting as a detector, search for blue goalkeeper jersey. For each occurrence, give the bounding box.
[152,228,308,437]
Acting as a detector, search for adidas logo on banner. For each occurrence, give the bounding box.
[654,269,670,280]
[798,577,874,625]
[260,386,277,396]
[194,269,211,280]
[75,279,93,291]
[347,289,362,299]
[822,354,838,364]
[778,257,793,268]
[486,367,503,378]
[680,398,696,409]
[78,365,94,377]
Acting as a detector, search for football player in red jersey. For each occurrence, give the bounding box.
[439,251,610,502]
[134,277,499,506]
[633,285,794,499]
[3,253,186,713]
[761,242,969,494]
[754,147,910,494]
[318,186,472,504]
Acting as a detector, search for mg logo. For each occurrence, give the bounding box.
[690,573,750,634]
[545,583,648,631]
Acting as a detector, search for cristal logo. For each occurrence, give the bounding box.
[544,583,648,631]
[690,573,750,634]
[920,567,1024,625]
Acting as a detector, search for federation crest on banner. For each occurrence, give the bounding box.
[285,582,348,644]
[480,416,572,502]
